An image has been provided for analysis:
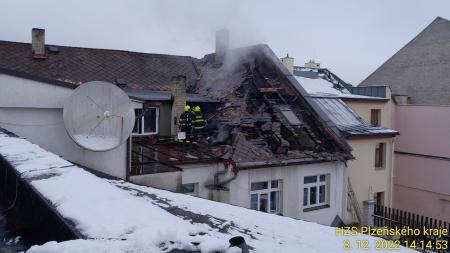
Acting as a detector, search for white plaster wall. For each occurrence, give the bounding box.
[0,74,72,108]
[130,171,182,192]
[0,74,143,179]
[130,160,347,225]
[180,163,228,201]
[230,161,346,225]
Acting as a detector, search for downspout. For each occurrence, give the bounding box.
[389,138,395,207]
[217,160,239,188]
[125,137,131,181]
[206,160,239,190]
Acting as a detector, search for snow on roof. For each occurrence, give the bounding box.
[295,75,348,96]
[294,75,387,100]
[0,130,411,253]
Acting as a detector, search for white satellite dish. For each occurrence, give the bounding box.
[63,81,135,152]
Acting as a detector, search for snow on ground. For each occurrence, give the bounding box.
[0,130,416,253]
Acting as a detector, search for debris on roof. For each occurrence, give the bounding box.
[0,40,353,166]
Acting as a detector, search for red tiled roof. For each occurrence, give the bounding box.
[0,40,200,91]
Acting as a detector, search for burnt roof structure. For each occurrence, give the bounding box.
[359,17,450,105]
[0,39,353,168]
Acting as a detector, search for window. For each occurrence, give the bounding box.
[181,183,198,196]
[375,192,385,206]
[250,180,281,214]
[280,109,302,126]
[303,174,329,211]
[370,109,381,126]
[133,107,159,135]
[375,143,385,168]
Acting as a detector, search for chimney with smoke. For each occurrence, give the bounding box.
[281,54,294,74]
[32,28,46,58]
[215,28,229,65]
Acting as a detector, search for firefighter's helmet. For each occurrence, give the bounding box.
[193,106,201,112]
[184,105,191,111]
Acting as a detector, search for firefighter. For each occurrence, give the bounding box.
[178,105,194,143]
[192,106,207,143]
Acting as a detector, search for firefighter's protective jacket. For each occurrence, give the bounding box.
[192,112,207,130]
[179,111,194,129]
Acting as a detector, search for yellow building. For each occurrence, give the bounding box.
[286,58,398,224]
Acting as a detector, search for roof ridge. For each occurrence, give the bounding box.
[0,39,200,60]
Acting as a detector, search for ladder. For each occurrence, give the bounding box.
[347,177,362,225]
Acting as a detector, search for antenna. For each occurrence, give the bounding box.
[63,81,135,151]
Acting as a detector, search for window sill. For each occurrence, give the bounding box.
[375,167,385,170]
[303,204,330,212]
[132,133,158,136]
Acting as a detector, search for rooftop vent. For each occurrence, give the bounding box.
[47,46,59,54]
[32,28,46,58]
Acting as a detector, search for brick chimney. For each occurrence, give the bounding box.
[281,54,294,74]
[32,28,46,58]
[215,29,229,65]
[171,75,187,136]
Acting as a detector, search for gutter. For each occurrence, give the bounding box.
[235,157,343,170]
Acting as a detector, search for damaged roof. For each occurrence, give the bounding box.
[0,40,353,166]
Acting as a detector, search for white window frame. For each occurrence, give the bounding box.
[303,174,329,210]
[250,180,282,214]
[133,107,159,135]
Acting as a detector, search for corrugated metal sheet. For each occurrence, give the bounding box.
[313,97,398,137]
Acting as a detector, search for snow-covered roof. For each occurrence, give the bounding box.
[0,129,410,252]
[295,75,348,96]
[294,69,388,100]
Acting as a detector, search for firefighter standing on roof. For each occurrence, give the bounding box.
[192,106,207,143]
[178,105,194,143]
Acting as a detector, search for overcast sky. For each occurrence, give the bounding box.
[1,0,449,84]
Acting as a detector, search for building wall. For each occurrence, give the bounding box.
[347,137,395,208]
[132,161,347,225]
[344,89,393,129]
[144,101,172,137]
[229,161,347,225]
[394,105,450,222]
[0,74,142,179]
